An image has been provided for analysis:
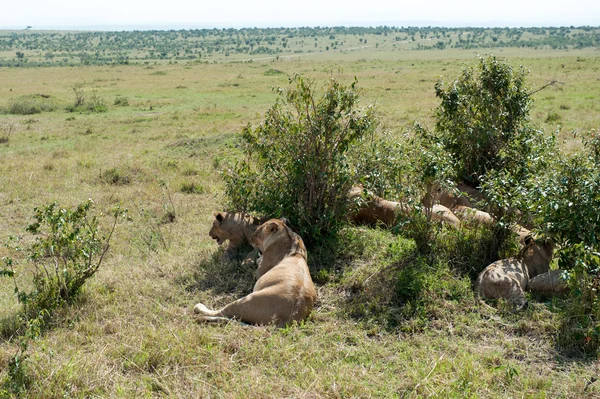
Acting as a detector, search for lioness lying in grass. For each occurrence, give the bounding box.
[195,219,316,327]
[475,236,555,309]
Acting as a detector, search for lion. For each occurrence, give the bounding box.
[528,269,569,296]
[208,212,268,263]
[475,236,555,309]
[437,185,532,245]
[194,218,317,327]
[348,185,460,228]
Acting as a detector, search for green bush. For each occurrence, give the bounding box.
[66,87,108,113]
[534,130,600,356]
[435,55,542,187]
[114,96,129,106]
[1,200,125,393]
[225,74,377,246]
[4,94,58,115]
[434,55,556,231]
[100,168,131,185]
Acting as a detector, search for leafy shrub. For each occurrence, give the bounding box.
[534,130,600,355]
[435,55,537,188]
[225,74,377,245]
[1,200,125,393]
[66,87,108,113]
[114,95,130,106]
[435,55,556,232]
[4,94,58,115]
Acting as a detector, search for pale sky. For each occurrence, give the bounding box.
[1,0,598,29]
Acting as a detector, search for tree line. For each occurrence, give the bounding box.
[0,26,598,67]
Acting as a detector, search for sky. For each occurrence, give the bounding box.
[1,0,598,30]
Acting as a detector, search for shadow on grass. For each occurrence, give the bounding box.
[181,247,256,300]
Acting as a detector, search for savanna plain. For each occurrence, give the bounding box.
[1,30,600,398]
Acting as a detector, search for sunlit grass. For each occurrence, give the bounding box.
[0,48,599,397]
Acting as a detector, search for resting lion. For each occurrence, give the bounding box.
[437,185,532,245]
[475,236,555,309]
[348,185,460,228]
[194,218,317,327]
[209,212,268,263]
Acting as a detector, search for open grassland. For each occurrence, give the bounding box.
[1,48,600,397]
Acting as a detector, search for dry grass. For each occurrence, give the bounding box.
[1,49,599,397]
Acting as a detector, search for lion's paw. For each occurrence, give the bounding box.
[193,303,211,315]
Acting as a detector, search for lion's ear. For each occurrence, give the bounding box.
[215,213,224,222]
[280,217,289,226]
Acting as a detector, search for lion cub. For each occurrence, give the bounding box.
[195,219,317,327]
[209,212,268,263]
[475,236,555,309]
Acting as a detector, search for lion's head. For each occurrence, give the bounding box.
[250,218,306,259]
[521,236,555,278]
[209,212,261,247]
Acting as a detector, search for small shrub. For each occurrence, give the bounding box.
[535,130,600,356]
[66,87,108,113]
[263,68,284,76]
[101,168,131,185]
[86,91,108,113]
[1,200,125,393]
[545,111,561,123]
[434,55,535,188]
[114,95,130,106]
[0,121,17,144]
[180,182,205,194]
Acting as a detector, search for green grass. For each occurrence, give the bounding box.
[0,48,599,397]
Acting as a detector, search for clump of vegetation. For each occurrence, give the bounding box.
[3,94,58,115]
[545,111,562,123]
[435,55,555,225]
[225,74,377,245]
[264,68,284,76]
[435,56,535,185]
[66,85,108,113]
[0,200,125,394]
[180,181,205,194]
[114,95,129,106]
[0,121,17,144]
[534,130,600,355]
[100,167,131,185]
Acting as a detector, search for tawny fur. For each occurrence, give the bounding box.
[195,219,316,327]
[437,185,531,245]
[348,185,460,228]
[527,269,569,296]
[208,212,268,263]
[475,237,555,309]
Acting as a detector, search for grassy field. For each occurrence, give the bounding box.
[1,46,599,397]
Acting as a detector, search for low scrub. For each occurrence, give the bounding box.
[1,200,125,394]
[3,94,58,115]
[66,86,108,113]
[100,167,131,185]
